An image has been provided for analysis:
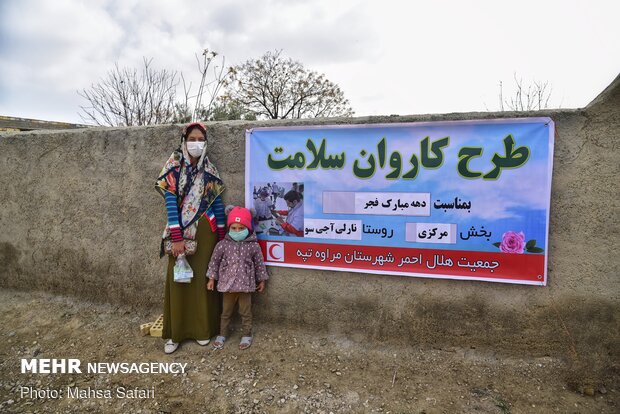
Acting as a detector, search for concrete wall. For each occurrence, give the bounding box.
[1,77,618,373]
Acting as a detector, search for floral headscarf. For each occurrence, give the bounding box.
[156,123,224,241]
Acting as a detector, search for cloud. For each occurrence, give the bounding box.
[0,0,378,122]
[1,1,124,84]
[0,0,125,121]
[434,158,551,221]
[1,0,619,122]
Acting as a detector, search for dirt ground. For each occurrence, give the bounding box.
[0,289,617,414]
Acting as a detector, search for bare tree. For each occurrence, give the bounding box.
[223,50,354,119]
[498,73,553,111]
[176,49,232,123]
[79,58,179,126]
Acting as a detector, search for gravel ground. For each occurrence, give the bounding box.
[0,289,617,413]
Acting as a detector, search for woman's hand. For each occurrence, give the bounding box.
[257,281,266,293]
[172,241,185,257]
[275,217,284,225]
[206,279,215,291]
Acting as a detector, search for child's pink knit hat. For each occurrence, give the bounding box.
[227,206,253,230]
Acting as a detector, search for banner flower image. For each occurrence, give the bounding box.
[493,231,545,254]
[499,231,526,253]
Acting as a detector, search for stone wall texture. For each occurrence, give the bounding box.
[1,76,618,373]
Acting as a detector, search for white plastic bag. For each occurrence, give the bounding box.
[173,255,193,283]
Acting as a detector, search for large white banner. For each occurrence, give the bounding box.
[245,118,554,285]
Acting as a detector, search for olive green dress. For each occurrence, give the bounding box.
[163,217,221,342]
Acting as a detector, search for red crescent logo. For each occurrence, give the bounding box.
[268,243,282,261]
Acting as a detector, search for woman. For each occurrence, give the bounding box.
[156,122,226,354]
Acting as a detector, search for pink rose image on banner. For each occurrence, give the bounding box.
[499,231,525,254]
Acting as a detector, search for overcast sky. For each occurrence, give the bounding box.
[0,0,618,124]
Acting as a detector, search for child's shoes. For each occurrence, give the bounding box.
[239,336,252,350]
[213,336,226,349]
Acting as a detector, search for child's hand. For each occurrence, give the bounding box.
[257,281,266,293]
[206,279,214,291]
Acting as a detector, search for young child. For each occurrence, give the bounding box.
[207,206,269,350]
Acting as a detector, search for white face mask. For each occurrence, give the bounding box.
[186,141,205,158]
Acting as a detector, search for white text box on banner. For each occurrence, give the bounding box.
[304,218,362,240]
[323,191,430,216]
[405,222,457,244]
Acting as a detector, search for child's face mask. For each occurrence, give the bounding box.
[229,228,249,241]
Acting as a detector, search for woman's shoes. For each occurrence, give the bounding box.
[164,339,179,354]
[165,339,211,353]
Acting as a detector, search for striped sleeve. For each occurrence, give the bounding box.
[212,196,226,241]
[164,191,183,242]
